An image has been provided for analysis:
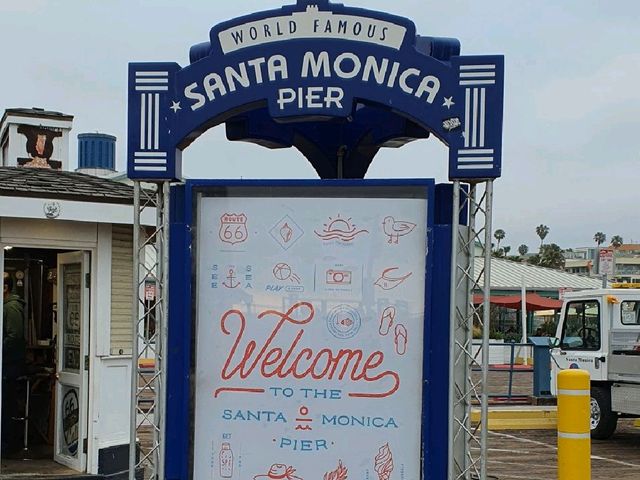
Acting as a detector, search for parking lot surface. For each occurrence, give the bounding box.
[485,420,640,479]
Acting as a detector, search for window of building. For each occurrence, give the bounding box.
[560,300,601,350]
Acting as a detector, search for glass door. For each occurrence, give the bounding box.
[54,251,90,471]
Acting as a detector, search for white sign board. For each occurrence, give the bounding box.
[599,249,614,276]
[193,191,427,480]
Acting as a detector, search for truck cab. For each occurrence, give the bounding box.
[551,288,640,438]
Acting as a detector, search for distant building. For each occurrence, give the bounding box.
[563,244,640,283]
[564,258,592,276]
[611,244,640,283]
[563,247,597,261]
[474,256,602,338]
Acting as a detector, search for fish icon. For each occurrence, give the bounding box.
[339,317,354,327]
[374,267,412,290]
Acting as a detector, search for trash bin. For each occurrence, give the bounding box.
[529,337,552,397]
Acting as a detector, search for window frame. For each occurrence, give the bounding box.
[621,300,640,325]
[560,299,601,351]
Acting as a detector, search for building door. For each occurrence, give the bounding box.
[54,251,90,471]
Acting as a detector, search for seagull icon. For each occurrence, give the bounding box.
[382,216,417,244]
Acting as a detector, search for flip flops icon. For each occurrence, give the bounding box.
[394,324,408,355]
[379,306,396,336]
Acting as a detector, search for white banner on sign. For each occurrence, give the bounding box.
[193,194,427,480]
[217,9,407,54]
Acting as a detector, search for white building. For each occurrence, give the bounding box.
[0,108,150,478]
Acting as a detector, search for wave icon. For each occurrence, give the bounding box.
[314,215,369,242]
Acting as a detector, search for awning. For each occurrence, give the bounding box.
[472,293,562,311]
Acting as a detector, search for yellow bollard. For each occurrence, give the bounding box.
[557,369,591,480]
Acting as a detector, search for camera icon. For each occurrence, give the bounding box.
[326,269,352,285]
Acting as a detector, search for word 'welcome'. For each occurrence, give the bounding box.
[216,302,400,398]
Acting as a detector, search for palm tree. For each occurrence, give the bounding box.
[535,224,550,250]
[611,235,623,249]
[593,232,607,277]
[518,244,529,257]
[593,232,606,247]
[503,245,511,256]
[539,243,565,270]
[493,229,506,250]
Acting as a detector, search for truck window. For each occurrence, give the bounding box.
[560,300,601,350]
[621,301,640,325]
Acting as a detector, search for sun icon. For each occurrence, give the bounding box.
[314,214,369,242]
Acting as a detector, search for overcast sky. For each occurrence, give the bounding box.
[1,0,639,251]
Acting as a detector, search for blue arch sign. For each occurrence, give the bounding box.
[127,0,504,181]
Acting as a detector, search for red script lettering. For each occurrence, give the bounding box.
[218,302,399,398]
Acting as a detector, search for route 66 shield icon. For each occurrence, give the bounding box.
[219,213,248,245]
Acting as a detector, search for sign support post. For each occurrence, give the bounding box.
[448,180,494,479]
[130,181,170,480]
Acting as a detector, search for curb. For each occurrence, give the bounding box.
[471,407,557,430]
[470,408,640,431]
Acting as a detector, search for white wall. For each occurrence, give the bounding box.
[89,357,132,473]
[0,217,132,475]
[0,195,156,226]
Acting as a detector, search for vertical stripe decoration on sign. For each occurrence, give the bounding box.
[133,70,170,173]
[457,63,496,171]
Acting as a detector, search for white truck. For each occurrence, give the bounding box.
[550,287,640,439]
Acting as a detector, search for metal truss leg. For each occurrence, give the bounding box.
[130,181,170,480]
[449,180,494,479]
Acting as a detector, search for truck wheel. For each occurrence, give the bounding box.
[590,386,618,439]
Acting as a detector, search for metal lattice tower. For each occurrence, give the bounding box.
[130,182,170,480]
[449,180,494,480]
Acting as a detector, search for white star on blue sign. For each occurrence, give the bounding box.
[443,97,455,109]
[170,101,181,113]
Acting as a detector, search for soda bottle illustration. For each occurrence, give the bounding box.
[219,443,233,478]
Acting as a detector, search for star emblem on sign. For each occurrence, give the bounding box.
[170,101,181,113]
[443,96,455,109]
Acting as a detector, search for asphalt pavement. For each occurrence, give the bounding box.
[484,420,640,480]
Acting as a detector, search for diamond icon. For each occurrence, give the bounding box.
[269,215,304,250]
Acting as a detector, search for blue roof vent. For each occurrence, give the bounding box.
[78,133,116,171]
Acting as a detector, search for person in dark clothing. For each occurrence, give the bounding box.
[2,274,26,454]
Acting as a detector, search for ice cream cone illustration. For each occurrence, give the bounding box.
[379,306,396,336]
[394,324,408,355]
[374,443,394,480]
